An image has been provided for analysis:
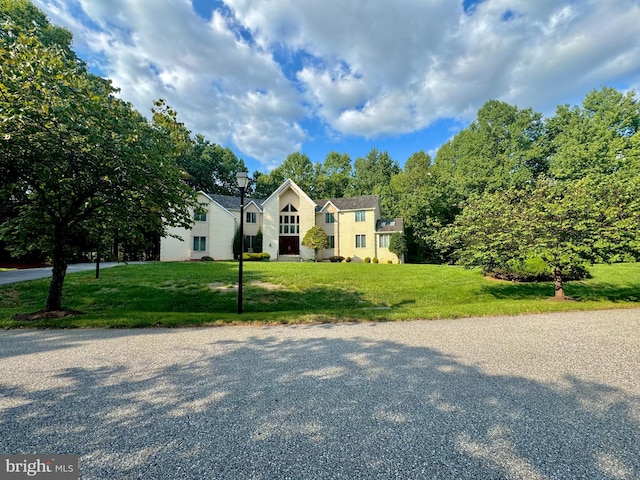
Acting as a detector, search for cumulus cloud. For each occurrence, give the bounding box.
[33,0,640,166]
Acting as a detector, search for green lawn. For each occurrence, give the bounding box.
[1,261,640,328]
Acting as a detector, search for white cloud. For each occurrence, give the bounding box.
[33,0,640,166]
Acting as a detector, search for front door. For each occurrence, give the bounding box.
[279,236,299,255]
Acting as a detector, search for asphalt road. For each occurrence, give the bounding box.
[0,310,639,479]
[0,263,129,285]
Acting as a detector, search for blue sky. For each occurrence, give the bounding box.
[34,0,640,173]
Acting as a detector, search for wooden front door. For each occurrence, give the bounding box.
[279,236,299,255]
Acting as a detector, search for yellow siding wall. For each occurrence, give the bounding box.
[337,209,377,261]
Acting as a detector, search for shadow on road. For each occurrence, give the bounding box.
[0,332,638,479]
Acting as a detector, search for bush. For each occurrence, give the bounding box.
[346,257,352,263]
[372,257,379,264]
[242,252,271,262]
[485,257,590,282]
[200,256,214,262]
[387,260,393,264]
[329,256,345,263]
[364,257,371,264]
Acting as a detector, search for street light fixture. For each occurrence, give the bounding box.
[236,171,250,314]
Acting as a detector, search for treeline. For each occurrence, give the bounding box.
[248,88,640,298]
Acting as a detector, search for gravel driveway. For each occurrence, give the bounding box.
[1,309,639,479]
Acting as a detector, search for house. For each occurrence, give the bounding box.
[160,179,404,263]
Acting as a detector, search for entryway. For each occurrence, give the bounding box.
[279,236,299,255]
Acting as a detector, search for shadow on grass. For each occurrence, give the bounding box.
[482,279,640,302]
[61,264,379,315]
[0,330,638,478]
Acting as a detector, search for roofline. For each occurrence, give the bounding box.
[198,191,238,221]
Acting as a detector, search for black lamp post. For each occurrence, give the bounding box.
[236,171,249,314]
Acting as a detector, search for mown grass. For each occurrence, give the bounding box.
[1,261,640,328]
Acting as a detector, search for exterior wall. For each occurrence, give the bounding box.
[296,193,317,261]
[160,225,191,261]
[375,233,399,264]
[317,204,339,259]
[207,202,236,260]
[262,195,280,261]
[336,208,377,261]
[160,194,237,261]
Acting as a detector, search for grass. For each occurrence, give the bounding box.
[1,261,640,328]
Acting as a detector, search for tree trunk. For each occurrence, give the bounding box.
[553,265,564,300]
[46,234,68,311]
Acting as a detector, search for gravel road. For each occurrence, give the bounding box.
[1,309,639,479]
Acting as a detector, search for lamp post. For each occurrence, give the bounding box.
[236,171,250,314]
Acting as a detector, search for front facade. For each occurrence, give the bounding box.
[160,179,404,263]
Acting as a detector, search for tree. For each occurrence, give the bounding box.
[439,175,640,299]
[547,87,640,182]
[302,226,329,261]
[388,232,407,263]
[348,148,400,198]
[432,100,547,201]
[180,135,248,195]
[316,151,352,199]
[0,27,198,312]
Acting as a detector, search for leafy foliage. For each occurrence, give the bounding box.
[0,21,197,310]
[302,226,330,261]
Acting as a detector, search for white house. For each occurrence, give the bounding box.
[160,179,404,263]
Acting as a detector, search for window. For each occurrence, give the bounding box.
[244,235,256,251]
[325,212,335,224]
[194,211,207,222]
[329,235,335,249]
[379,234,391,248]
[281,204,298,212]
[355,235,366,248]
[246,212,257,223]
[280,205,299,235]
[355,211,366,222]
[193,236,206,251]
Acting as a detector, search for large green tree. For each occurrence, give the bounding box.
[0,27,198,311]
[440,175,640,298]
[547,87,640,181]
[348,148,400,199]
[315,151,352,199]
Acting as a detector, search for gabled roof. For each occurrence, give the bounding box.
[205,193,264,211]
[376,218,404,233]
[262,179,317,209]
[314,195,380,212]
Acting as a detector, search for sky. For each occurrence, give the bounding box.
[33,0,640,174]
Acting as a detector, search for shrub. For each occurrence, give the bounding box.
[372,257,379,264]
[329,256,345,263]
[346,257,352,263]
[242,252,271,261]
[200,256,214,262]
[364,257,371,264]
[387,260,393,264]
[485,256,590,282]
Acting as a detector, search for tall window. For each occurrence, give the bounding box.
[280,204,300,234]
[355,235,366,248]
[379,234,391,248]
[325,212,335,224]
[193,236,206,251]
[329,235,335,248]
[244,235,256,251]
[194,211,207,221]
[246,212,257,223]
[355,211,366,222]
